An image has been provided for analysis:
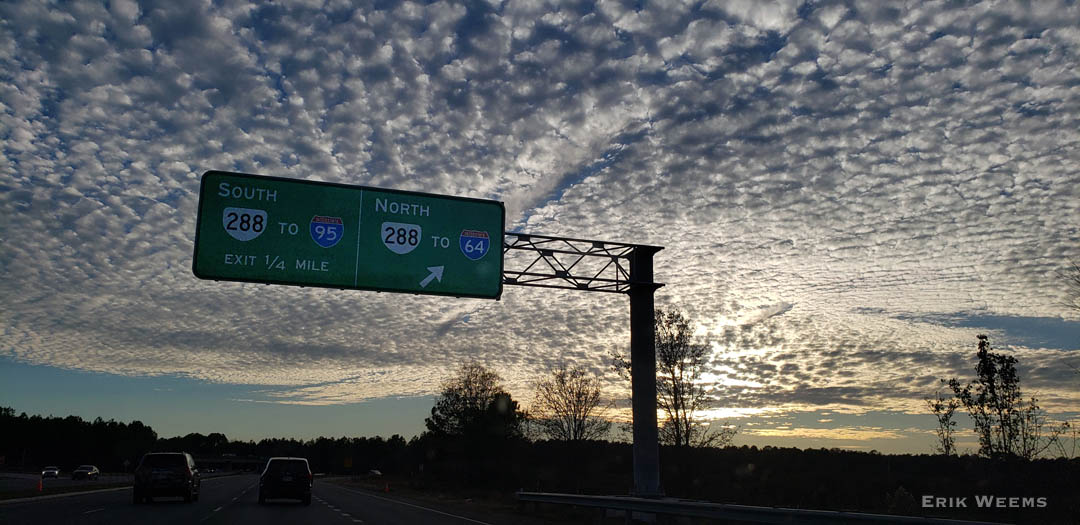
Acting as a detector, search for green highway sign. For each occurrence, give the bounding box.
[193,171,504,299]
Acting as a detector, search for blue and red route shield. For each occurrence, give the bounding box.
[310,216,344,248]
[459,230,490,260]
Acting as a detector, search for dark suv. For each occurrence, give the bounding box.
[258,457,312,505]
[133,452,200,504]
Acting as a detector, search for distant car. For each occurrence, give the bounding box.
[133,452,200,504]
[41,466,60,478]
[259,457,312,505]
[71,465,100,480]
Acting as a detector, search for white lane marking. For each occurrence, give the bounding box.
[320,484,493,525]
[1,473,256,506]
[191,477,259,522]
[83,508,104,514]
[0,486,130,505]
[200,475,249,483]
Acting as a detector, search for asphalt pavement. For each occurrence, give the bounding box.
[0,474,537,524]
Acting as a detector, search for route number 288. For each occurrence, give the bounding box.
[381,222,421,255]
[227,212,264,232]
[222,207,267,242]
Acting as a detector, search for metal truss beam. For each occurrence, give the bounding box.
[502,232,663,294]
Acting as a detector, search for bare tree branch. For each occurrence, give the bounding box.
[1061,259,1080,314]
[530,366,612,441]
[611,308,738,448]
[925,380,960,455]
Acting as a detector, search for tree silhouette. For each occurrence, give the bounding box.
[1063,260,1080,374]
[947,335,1064,459]
[612,308,737,448]
[1063,259,1080,314]
[421,363,526,487]
[531,366,612,442]
[425,362,525,441]
[1057,263,1080,457]
[925,380,960,455]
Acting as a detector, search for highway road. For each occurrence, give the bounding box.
[0,474,539,525]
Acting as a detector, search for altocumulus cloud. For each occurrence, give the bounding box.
[1,0,1078,417]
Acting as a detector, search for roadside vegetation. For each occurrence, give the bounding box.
[932,335,1070,461]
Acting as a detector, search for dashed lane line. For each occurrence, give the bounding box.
[198,482,256,522]
[318,495,363,523]
[319,484,492,525]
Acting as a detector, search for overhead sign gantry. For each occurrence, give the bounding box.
[192,170,663,497]
[193,171,504,299]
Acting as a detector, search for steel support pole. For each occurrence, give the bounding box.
[629,246,662,497]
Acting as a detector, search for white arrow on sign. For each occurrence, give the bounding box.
[419,266,444,288]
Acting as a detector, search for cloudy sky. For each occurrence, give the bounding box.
[2,0,1078,454]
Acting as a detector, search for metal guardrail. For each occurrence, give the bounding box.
[516,492,1006,524]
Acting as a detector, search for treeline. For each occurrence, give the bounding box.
[0,406,414,476]
[0,407,157,472]
[158,433,413,476]
[656,445,1079,523]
